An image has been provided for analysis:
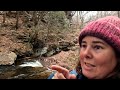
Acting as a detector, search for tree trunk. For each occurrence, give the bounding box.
[118,11,120,18]
[15,11,19,30]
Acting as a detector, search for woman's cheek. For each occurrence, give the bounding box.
[80,52,84,60]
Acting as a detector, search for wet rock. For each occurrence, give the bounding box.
[0,60,52,79]
[9,66,52,79]
[59,41,75,51]
[0,65,16,79]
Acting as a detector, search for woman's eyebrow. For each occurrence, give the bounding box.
[92,41,106,45]
[81,41,86,43]
[81,40,106,45]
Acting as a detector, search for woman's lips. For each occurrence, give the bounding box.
[83,62,96,70]
[85,62,95,67]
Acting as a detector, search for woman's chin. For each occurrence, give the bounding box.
[82,69,95,79]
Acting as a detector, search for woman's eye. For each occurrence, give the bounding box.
[81,44,87,48]
[94,45,103,50]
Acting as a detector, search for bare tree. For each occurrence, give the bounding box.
[64,11,76,22]
[2,11,6,23]
[15,11,19,30]
[78,11,90,29]
[117,11,120,18]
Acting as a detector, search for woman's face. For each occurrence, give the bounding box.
[80,36,117,79]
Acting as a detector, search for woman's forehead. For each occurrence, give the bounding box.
[82,36,104,41]
[82,36,109,45]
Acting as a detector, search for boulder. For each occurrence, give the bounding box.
[0,51,17,65]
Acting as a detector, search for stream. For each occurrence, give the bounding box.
[0,59,53,79]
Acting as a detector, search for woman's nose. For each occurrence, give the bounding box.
[83,46,92,59]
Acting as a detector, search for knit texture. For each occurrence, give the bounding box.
[79,16,120,53]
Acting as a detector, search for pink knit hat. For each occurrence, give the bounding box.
[79,16,120,53]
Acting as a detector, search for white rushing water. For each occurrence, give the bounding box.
[19,60,43,67]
